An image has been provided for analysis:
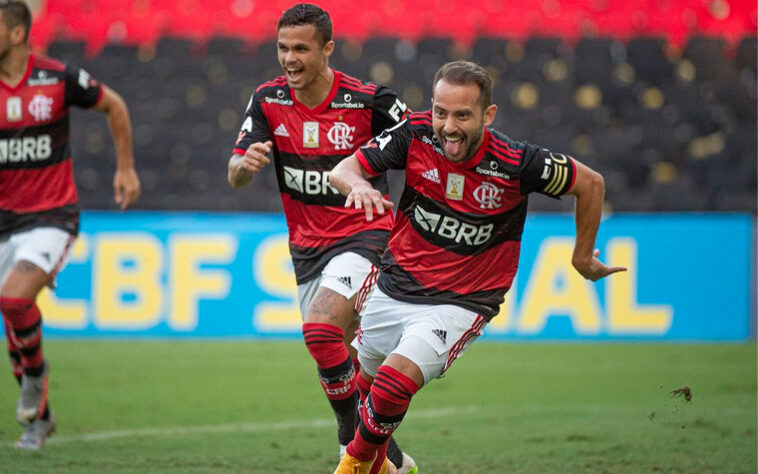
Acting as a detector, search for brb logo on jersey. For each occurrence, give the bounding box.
[327,122,356,150]
[283,166,339,196]
[413,204,493,247]
[28,94,53,122]
[473,182,504,209]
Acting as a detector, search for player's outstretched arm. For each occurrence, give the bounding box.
[227,141,272,189]
[94,85,140,209]
[330,154,393,222]
[567,160,627,281]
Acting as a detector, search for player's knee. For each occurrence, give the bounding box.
[302,322,349,368]
[0,297,34,321]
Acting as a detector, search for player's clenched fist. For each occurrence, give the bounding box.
[241,141,273,172]
[227,140,273,188]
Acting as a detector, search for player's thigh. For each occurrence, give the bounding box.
[1,227,74,299]
[302,252,378,328]
[393,305,487,385]
[353,288,408,378]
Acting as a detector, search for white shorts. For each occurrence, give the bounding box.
[296,252,379,321]
[0,227,76,289]
[354,288,487,386]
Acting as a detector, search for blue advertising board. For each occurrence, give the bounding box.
[33,211,754,341]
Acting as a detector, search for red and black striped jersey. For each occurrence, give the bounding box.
[355,110,577,319]
[233,69,408,284]
[0,54,103,236]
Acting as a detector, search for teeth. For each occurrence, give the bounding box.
[445,136,462,142]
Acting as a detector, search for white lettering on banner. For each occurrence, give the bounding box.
[0,135,52,163]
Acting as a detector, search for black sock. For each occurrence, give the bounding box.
[331,391,358,446]
[386,435,403,468]
[40,403,50,421]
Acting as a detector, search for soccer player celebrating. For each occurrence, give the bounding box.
[228,4,415,472]
[329,60,627,473]
[0,1,140,450]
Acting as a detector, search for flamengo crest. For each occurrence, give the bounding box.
[327,122,355,150]
[28,94,53,122]
[473,182,504,209]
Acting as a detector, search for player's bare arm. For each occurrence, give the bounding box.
[94,85,141,209]
[330,154,393,222]
[227,141,273,188]
[567,159,627,281]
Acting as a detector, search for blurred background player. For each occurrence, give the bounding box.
[227,4,415,472]
[329,60,627,473]
[0,0,140,450]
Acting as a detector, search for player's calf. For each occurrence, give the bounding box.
[348,366,419,469]
[303,323,359,446]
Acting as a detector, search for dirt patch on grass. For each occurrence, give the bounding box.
[670,386,692,402]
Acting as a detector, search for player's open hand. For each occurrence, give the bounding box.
[573,249,627,281]
[114,167,141,209]
[241,141,272,173]
[345,181,394,222]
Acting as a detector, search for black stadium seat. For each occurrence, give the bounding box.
[56,31,756,214]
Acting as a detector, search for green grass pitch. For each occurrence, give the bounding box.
[0,340,755,473]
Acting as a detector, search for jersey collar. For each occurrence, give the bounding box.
[449,128,490,170]
[290,68,340,115]
[0,53,34,93]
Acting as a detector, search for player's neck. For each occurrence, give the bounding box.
[294,67,334,109]
[0,46,30,88]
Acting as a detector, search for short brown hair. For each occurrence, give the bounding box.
[0,1,31,42]
[277,4,332,46]
[433,61,494,110]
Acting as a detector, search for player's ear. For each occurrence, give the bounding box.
[483,104,497,127]
[10,24,26,46]
[323,40,335,59]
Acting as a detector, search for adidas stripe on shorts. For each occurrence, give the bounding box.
[353,287,487,386]
[296,251,379,320]
[0,227,75,289]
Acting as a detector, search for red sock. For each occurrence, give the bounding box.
[0,298,44,374]
[357,369,372,405]
[302,323,356,400]
[348,365,419,463]
[2,315,23,384]
[303,323,359,446]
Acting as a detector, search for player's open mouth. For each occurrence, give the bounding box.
[442,134,465,157]
[285,67,304,81]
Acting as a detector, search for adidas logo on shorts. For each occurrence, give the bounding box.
[337,276,352,289]
[432,329,447,344]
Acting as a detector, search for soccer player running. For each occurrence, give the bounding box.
[0,1,140,450]
[227,4,416,472]
[329,60,627,473]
